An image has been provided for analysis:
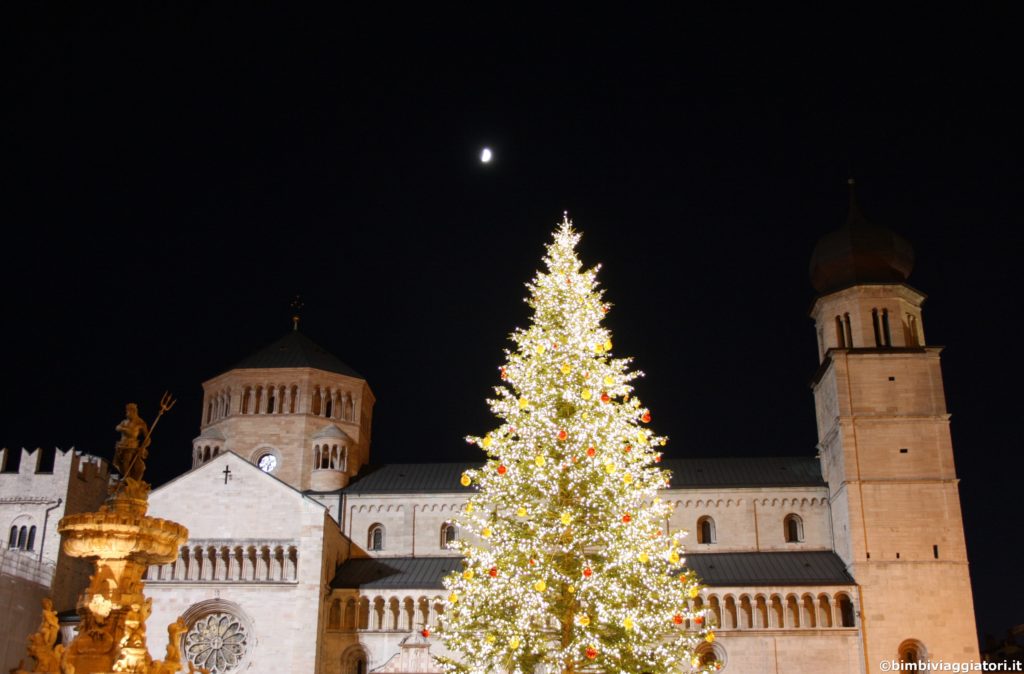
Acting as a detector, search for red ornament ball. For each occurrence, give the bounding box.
[497,464,507,475]
[673,614,683,625]
[600,392,610,403]
[499,367,507,380]
[622,514,632,523]
[422,628,431,637]
[557,429,568,441]
[624,444,632,453]
[641,411,651,423]
[695,616,704,625]
[654,454,662,463]
[585,646,598,660]
[586,446,596,457]
[489,566,498,577]
[583,567,593,577]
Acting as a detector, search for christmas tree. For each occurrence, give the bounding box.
[437,217,716,673]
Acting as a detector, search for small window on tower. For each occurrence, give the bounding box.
[784,514,804,543]
[697,516,716,544]
[441,523,458,548]
[368,524,385,551]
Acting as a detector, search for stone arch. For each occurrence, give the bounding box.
[328,598,341,629]
[696,642,727,670]
[817,593,833,627]
[372,596,386,630]
[402,597,416,631]
[754,594,769,628]
[723,595,737,629]
[344,597,358,630]
[707,595,721,628]
[836,592,856,627]
[441,522,458,548]
[697,515,716,544]
[387,597,401,630]
[341,644,369,674]
[784,513,804,543]
[357,597,370,630]
[368,523,385,551]
[801,594,817,628]
[898,639,928,664]
[786,594,801,628]
[770,594,785,628]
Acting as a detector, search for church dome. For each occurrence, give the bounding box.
[230,331,362,378]
[809,181,915,295]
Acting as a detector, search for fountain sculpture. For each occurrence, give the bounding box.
[14,394,202,674]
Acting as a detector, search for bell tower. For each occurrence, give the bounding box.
[193,329,375,492]
[809,182,977,671]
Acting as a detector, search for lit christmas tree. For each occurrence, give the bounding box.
[437,217,716,673]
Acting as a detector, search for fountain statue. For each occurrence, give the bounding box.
[15,394,203,674]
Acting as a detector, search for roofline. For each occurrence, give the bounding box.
[151,450,328,511]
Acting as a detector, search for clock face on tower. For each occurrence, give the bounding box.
[257,454,277,473]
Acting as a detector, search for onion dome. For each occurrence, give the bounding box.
[809,180,915,294]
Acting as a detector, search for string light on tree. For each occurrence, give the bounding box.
[436,216,715,673]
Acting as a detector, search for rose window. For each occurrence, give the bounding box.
[185,613,249,673]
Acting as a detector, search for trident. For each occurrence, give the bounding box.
[115,392,176,491]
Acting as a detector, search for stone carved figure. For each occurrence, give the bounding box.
[23,598,61,672]
[147,617,189,674]
[114,403,150,482]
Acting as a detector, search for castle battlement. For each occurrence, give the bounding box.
[0,447,110,483]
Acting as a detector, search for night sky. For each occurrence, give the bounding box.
[4,6,1020,644]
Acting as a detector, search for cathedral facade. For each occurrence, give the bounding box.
[1,199,978,673]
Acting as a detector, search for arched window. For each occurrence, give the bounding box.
[697,516,716,544]
[907,314,920,347]
[843,313,853,347]
[881,308,892,346]
[325,391,333,418]
[872,308,882,346]
[312,389,322,416]
[26,526,36,551]
[328,599,341,629]
[289,386,298,413]
[8,526,17,548]
[242,387,252,414]
[837,593,856,627]
[441,523,458,548]
[368,524,384,551]
[206,402,212,424]
[203,446,211,462]
[17,526,27,550]
[898,639,927,664]
[267,389,276,414]
[835,315,846,348]
[784,514,804,543]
